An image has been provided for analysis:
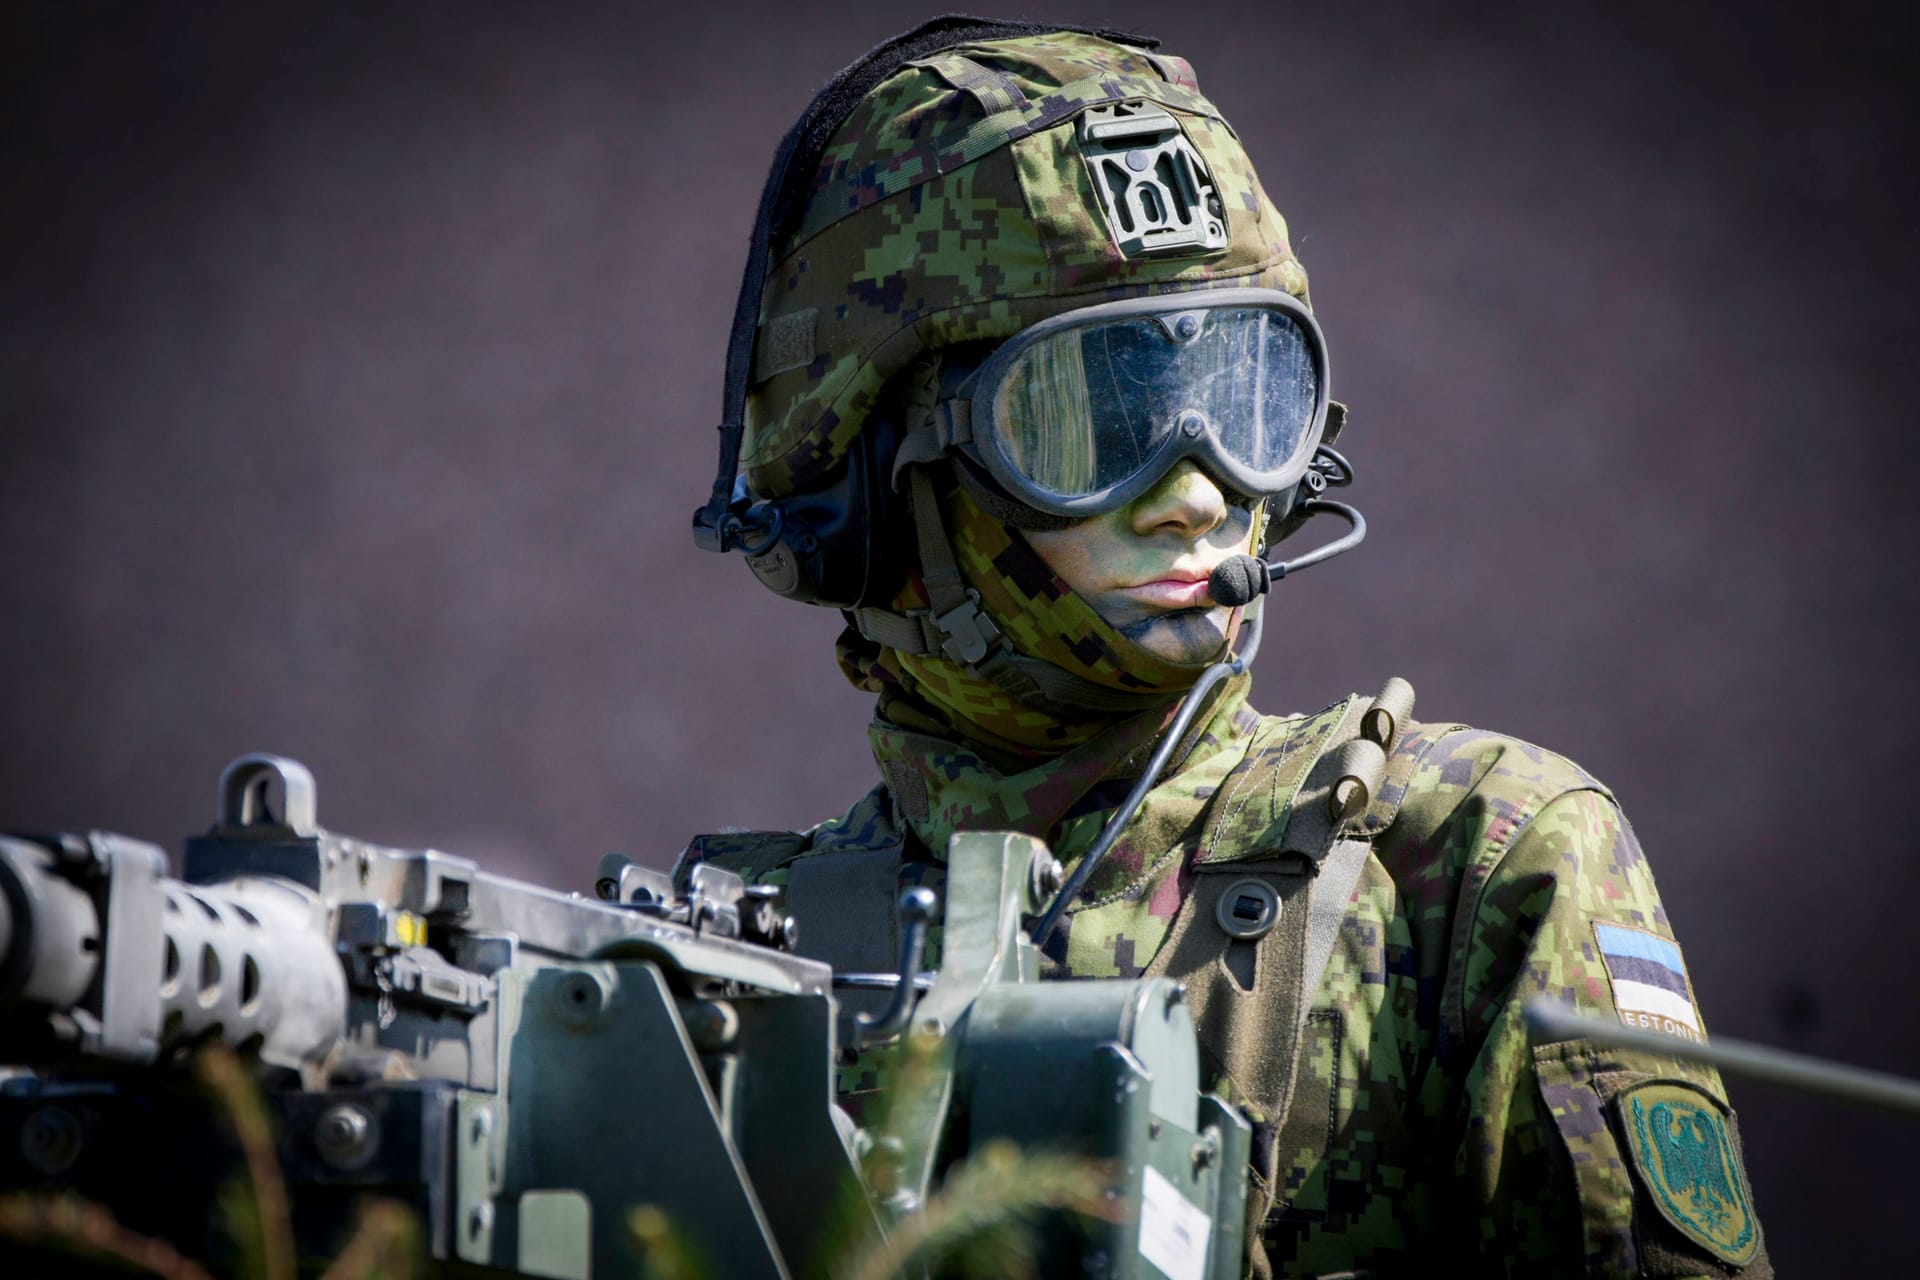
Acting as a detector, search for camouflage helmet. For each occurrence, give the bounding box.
[692,15,1343,642]
[740,24,1311,502]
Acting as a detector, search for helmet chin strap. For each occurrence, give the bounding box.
[849,466,1183,719]
[1030,494,1367,947]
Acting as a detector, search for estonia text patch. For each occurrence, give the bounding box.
[1593,921,1703,1043]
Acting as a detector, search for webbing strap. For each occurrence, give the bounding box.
[851,605,942,656]
[1141,679,1416,1272]
[910,466,971,618]
[1302,837,1371,1026]
[847,466,1008,668]
[906,53,1031,115]
[795,73,1221,246]
[1143,51,1200,91]
[849,468,1174,716]
[1137,839,1366,1256]
[1144,861,1315,1117]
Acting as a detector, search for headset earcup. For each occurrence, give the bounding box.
[743,413,908,609]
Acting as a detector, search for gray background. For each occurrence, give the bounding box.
[4,1,1915,1270]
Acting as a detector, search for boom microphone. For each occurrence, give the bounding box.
[1208,554,1272,608]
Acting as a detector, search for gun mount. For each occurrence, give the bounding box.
[0,754,1247,1279]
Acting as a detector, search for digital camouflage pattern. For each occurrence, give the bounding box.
[744,29,1309,498]
[701,22,1769,1276]
[676,698,1771,1278]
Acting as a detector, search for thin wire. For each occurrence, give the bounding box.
[1030,607,1265,947]
[1028,496,1366,947]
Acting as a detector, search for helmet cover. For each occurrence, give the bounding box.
[743,29,1311,500]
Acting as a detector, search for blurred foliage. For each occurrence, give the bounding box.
[0,1046,419,1280]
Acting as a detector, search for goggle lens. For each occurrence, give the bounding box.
[986,306,1320,502]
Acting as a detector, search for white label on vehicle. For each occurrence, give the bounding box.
[1138,1165,1211,1280]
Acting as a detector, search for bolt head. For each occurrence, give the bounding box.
[313,1103,378,1170]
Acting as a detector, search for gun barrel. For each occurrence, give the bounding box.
[0,834,346,1069]
[0,836,104,1011]
[1524,1000,1920,1116]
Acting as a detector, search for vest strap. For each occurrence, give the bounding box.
[1144,677,1416,1270]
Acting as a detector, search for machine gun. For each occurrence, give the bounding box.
[0,754,1248,1279]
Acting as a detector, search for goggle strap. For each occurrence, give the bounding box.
[949,457,1080,533]
[1323,400,1348,446]
[937,398,974,446]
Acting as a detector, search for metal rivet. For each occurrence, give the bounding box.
[1125,148,1151,172]
[1214,878,1281,941]
[1174,314,1201,340]
[1177,408,1206,438]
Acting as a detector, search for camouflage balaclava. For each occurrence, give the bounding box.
[752,28,1308,762]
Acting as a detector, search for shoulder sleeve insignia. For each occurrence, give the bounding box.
[1618,1081,1761,1266]
[1593,921,1705,1044]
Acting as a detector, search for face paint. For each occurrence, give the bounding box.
[1026,460,1258,666]
[837,473,1256,756]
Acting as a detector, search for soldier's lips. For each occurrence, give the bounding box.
[1121,576,1215,608]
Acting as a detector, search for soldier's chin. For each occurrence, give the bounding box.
[1117,607,1232,665]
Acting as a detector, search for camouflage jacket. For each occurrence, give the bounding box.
[679,692,1769,1278]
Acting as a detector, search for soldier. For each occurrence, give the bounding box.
[679,17,1768,1277]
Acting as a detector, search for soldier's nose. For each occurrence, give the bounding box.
[1128,460,1228,539]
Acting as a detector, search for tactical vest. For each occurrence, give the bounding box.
[677,678,1420,1276]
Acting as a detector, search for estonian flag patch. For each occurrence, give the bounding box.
[1593,922,1705,1044]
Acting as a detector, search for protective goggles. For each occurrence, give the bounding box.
[930,288,1329,518]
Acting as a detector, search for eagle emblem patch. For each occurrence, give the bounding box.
[1619,1082,1759,1266]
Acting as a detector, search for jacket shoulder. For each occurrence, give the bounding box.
[1359,720,1616,849]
